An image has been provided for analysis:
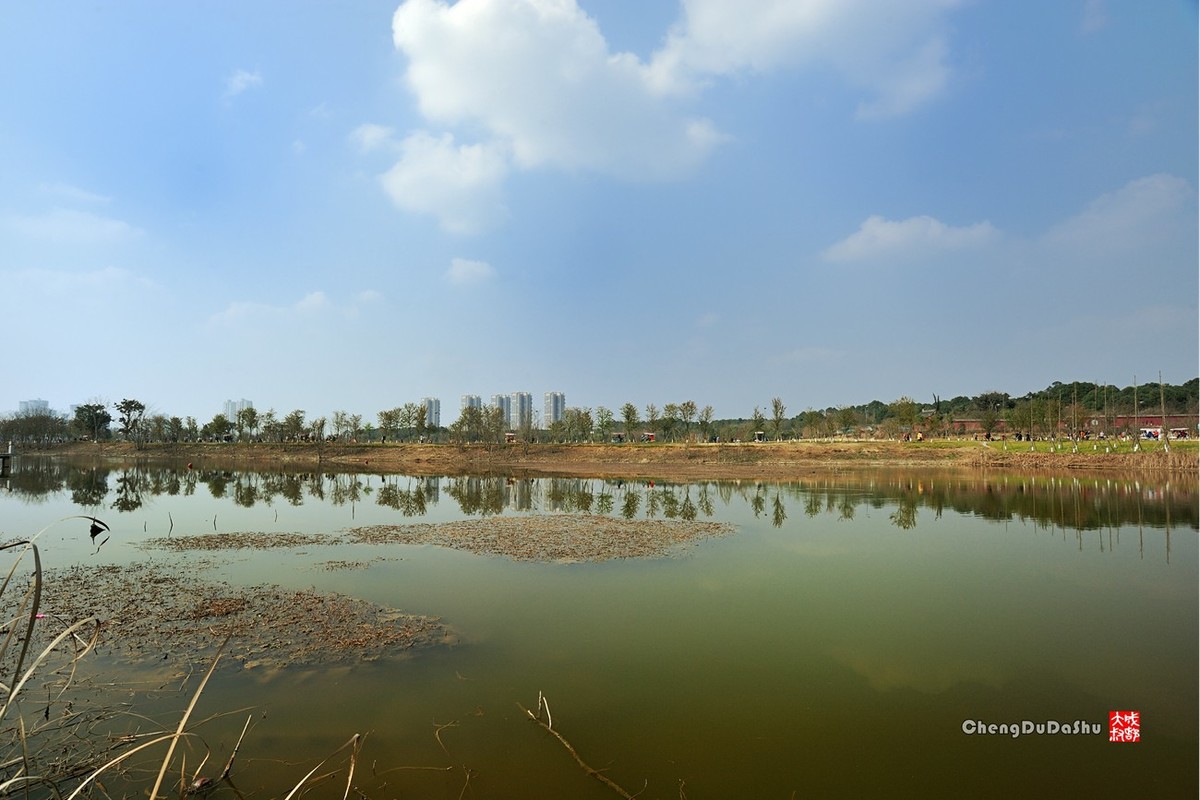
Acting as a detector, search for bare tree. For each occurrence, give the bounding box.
[645,404,660,436]
[699,405,714,441]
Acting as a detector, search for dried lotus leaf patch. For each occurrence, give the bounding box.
[346,515,735,562]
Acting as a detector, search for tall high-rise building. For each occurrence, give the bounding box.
[510,392,533,430]
[422,397,441,428]
[461,394,482,412]
[18,399,50,415]
[544,392,566,428]
[491,394,512,427]
[223,399,253,420]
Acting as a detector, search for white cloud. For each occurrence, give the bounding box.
[378,131,509,234]
[4,208,143,243]
[208,290,375,327]
[853,36,951,120]
[294,291,329,312]
[225,69,263,97]
[350,123,397,153]
[647,0,960,118]
[446,257,496,286]
[823,214,997,263]
[37,182,111,205]
[378,0,962,231]
[1040,174,1193,258]
[391,0,721,176]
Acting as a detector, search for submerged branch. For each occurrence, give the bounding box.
[518,697,638,799]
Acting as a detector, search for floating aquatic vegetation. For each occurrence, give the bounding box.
[140,531,331,551]
[37,562,450,671]
[345,515,736,562]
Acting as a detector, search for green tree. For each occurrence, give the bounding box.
[595,406,615,442]
[202,413,232,441]
[414,405,429,441]
[771,397,787,440]
[282,409,306,440]
[751,407,766,438]
[836,406,859,436]
[978,406,1000,438]
[114,399,147,446]
[236,406,259,441]
[563,407,593,442]
[679,400,697,441]
[258,409,278,442]
[73,403,111,440]
[147,414,168,442]
[974,391,1010,413]
[483,406,506,444]
[621,403,640,440]
[662,403,680,441]
[378,408,400,441]
[1005,402,1033,439]
[399,402,424,440]
[890,396,918,434]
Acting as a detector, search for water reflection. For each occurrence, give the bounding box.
[3,459,1196,537]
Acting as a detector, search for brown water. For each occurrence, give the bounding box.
[1,461,1196,798]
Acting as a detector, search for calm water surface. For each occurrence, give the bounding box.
[1,458,1196,798]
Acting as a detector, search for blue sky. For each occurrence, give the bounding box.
[2,0,1196,424]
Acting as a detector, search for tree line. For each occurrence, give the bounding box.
[1,378,1196,447]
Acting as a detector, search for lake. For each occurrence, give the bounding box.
[1,458,1196,798]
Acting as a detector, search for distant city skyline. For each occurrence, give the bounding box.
[12,374,1200,431]
[223,399,254,421]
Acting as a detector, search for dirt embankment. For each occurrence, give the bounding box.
[35,440,1197,479]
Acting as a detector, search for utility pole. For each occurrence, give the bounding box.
[1159,371,1170,453]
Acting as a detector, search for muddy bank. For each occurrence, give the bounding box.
[37,440,1197,479]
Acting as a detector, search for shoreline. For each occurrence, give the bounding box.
[26,439,1197,480]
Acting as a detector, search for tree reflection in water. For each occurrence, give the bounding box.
[5,459,1196,545]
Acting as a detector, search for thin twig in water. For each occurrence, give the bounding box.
[341,733,362,800]
[457,766,475,800]
[222,715,253,779]
[372,765,454,777]
[148,637,229,800]
[280,735,362,800]
[518,698,638,799]
[433,721,458,757]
